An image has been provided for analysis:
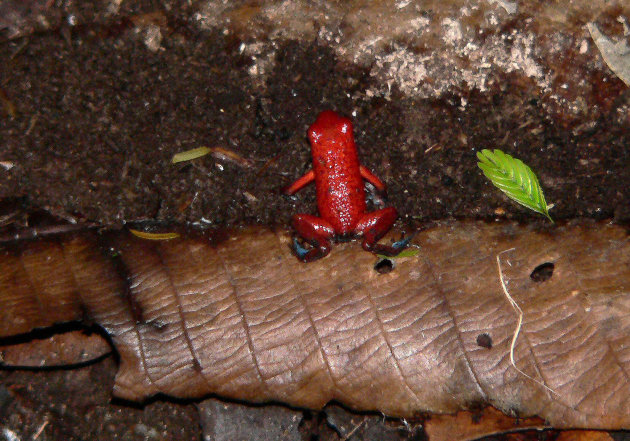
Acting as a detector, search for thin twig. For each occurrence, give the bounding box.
[32,419,49,440]
[342,420,366,441]
[496,248,560,397]
[0,223,99,243]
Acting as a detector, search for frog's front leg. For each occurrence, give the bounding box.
[354,207,411,256]
[290,214,335,262]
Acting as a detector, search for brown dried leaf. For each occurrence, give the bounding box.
[0,222,628,429]
[0,329,110,368]
[555,430,614,441]
[424,407,546,441]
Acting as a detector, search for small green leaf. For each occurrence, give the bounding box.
[477,149,553,222]
[376,248,420,259]
[171,147,211,164]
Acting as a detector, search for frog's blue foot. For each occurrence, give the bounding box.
[365,229,417,257]
[290,237,332,263]
[392,235,412,250]
[290,214,335,262]
[292,237,310,260]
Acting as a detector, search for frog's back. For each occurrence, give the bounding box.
[307,111,366,234]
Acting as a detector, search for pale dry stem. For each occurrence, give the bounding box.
[496,249,560,398]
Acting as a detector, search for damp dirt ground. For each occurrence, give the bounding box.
[0,4,629,441]
[0,15,628,229]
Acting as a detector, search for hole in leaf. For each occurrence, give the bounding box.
[147,319,168,332]
[374,258,394,274]
[476,333,493,349]
[530,262,554,282]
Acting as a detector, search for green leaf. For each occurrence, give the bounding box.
[171,147,211,164]
[376,248,420,259]
[477,149,553,222]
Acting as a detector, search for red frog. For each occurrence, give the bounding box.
[283,110,410,262]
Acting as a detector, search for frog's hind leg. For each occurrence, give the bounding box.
[290,214,335,262]
[355,207,410,256]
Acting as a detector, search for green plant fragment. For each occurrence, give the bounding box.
[129,229,180,240]
[171,147,211,164]
[477,149,553,222]
[376,248,420,259]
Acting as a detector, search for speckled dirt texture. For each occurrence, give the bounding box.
[0,0,628,440]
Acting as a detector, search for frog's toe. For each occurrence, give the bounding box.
[393,229,419,250]
[289,236,332,262]
[291,237,311,260]
[392,236,411,250]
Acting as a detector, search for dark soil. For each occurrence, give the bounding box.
[1,14,628,229]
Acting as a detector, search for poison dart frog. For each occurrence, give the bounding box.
[283,110,410,262]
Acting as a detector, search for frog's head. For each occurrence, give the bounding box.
[307,110,354,152]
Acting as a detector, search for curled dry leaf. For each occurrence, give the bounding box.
[0,329,111,368]
[128,228,180,240]
[0,222,628,429]
[587,22,630,87]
